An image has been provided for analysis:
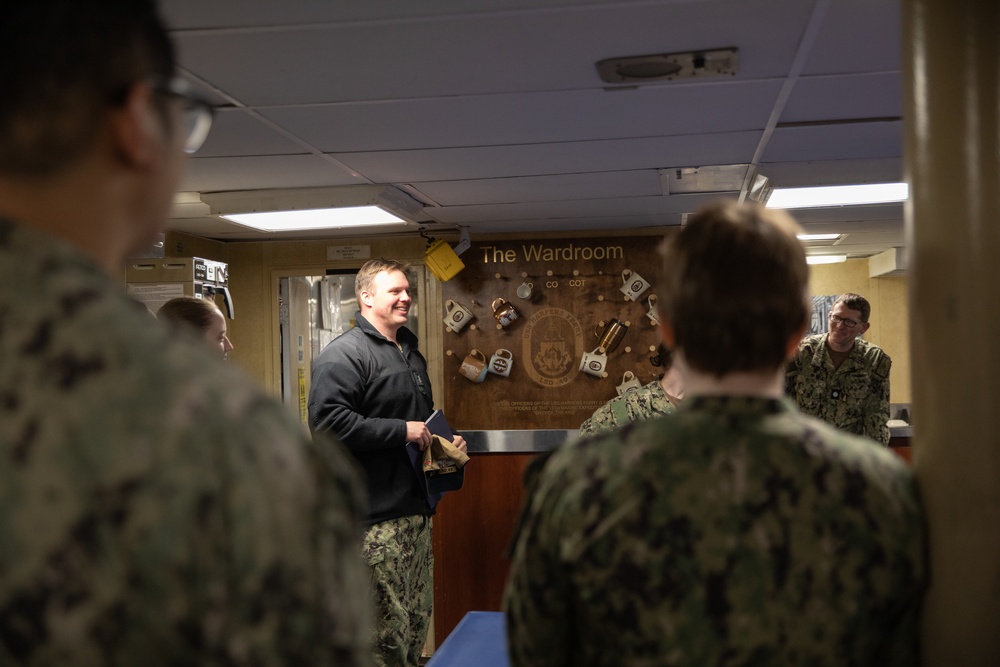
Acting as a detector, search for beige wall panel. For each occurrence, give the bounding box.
[807,260,911,403]
[872,276,911,403]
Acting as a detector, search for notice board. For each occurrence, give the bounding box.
[440,236,666,430]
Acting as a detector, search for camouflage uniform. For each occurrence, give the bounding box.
[363,517,433,667]
[785,333,892,446]
[0,220,372,666]
[579,377,676,437]
[505,395,925,667]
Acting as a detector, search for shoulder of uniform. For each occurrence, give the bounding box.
[856,339,892,376]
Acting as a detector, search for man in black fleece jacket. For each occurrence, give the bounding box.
[309,258,467,667]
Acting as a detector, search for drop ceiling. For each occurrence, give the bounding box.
[161,0,905,259]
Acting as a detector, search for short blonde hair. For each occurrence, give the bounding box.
[157,296,222,335]
[355,258,410,301]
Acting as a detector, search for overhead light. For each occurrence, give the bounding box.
[806,255,847,265]
[797,233,842,241]
[201,185,424,232]
[767,182,908,209]
[220,206,404,232]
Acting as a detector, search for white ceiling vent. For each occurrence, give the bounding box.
[869,247,908,277]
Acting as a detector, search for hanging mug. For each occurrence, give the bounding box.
[489,348,514,377]
[444,299,475,333]
[459,349,489,383]
[645,294,660,325]
[492,298,519,328]
[516,281,534,300]
[579,347,609,378]
[620,268,651,302]
[616,370,642,396]
[594,318,628,354]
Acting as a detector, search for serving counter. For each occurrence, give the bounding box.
[462,427,914,453]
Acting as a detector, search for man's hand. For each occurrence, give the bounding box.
[406,421,432,451]
[451,434,468,453]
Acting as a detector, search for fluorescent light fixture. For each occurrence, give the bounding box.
[806,255,847,265]
[201,185,424,232]
[220,206,404,232]
[767,182,908,209]
[797,233,842,241]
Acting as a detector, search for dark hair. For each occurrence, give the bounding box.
[0,1,174,176]
[659,201,809,376]
[355,258,411,301]
[834,293,871,323]
[157,296,221,334]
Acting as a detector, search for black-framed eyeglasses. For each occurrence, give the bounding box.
[149,76,214,154]
[829,314,860,329]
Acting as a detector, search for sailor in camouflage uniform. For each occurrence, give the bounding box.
[785,293,892,446]
[505,202,925,666]
[579,346,683,437]
[0,3,371,664]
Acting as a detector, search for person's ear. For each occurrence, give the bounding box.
[785,324,807,360]
[109,81,163,169]
[359,289,373,307]
[859,321,871,335]
[657,317,676,350]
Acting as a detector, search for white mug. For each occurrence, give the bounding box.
[579,347,609,378]
[620,269,651,302]
[489,348,514,377]
[645,294,660,325]
[516,281,534,300]
[616,371,642,396]
[444,299,475,333]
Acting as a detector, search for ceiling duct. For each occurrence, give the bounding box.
[597,48,738,84]
[869,247,908,277]
[660,164,750,195]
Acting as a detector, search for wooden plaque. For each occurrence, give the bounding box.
[441,236,666,430]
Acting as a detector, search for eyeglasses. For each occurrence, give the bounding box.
[829,314,860,329]
[148,76,214,154]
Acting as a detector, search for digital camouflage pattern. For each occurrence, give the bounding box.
[506,395,925,667]
[786,333,892,446]
[0,219,373,666]
[579,377,676,437]
[363,516,433,667]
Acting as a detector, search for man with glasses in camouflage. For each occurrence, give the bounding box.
[785,293,892,445]
[0,2,371,664]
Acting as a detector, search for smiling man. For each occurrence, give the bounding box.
[785,293,892,445]
[309,258,466,667]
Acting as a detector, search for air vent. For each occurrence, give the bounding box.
[597,48,738,84]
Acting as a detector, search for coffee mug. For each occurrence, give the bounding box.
[444,299,475,333]
[459,349,489,383]
[516,281,534,300]
[620,268,651,302]
[492,297,519,328]
[579,347,609,378]
[645,294,660,325]
[489,348,514,377]
[616,370,642,396]
[594,318,628,354]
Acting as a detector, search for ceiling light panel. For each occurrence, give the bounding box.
[767,182,908,209]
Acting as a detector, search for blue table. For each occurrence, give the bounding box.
[426,611,510,667]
